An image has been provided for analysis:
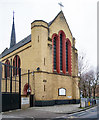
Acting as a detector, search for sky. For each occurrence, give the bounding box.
[0,0,97,69]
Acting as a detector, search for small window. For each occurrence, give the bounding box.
[5,60,10,78]
[44,85,45,91]
[38,36,39,42]
[58,88,66,96]
[44,58,45,65]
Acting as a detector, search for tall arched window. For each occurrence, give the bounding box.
[59,31,66,74]
[66,39,71,75]
[52,34,59,73]
[52,31,71,75]
[5,60,10,78]
[66,42,68,72]
[60,33,62,71]
[13,55,20,76]
[53,37,56,70]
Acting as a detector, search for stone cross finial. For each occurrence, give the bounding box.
[58,2,64,10]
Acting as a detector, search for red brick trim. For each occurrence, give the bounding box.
[52,34,60,73]
[23,83,32,95]
[66,38,72,75]
[52,31,72,75]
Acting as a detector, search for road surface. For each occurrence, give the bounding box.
[2,105,99,120]
[56,106,99,119]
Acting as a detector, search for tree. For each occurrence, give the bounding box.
[78,52,89,98]
[91,69,98,98]
[78,51,98,99]
[84,68,97,98]
[84,70,93,98]
[78,52,89,76]
[78,51,89,107]
[80,74,88,98]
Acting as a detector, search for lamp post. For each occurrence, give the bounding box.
[27,70,30,95]
[27,87,31,95]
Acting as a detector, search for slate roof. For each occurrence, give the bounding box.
[0,10,73,59]
[0,34,31,58]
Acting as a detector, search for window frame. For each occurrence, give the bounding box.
[13,55,21,76]
[5,59,10,78]
[58,88,66,96]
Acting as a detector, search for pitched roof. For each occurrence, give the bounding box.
[0,35,31,58]
[0,11,73,59]
[48,11,62,26]
[48,10,73,37]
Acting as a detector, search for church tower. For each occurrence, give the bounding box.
[10,12,16,48]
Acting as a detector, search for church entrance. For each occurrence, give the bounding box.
[30,94,34,107]
[0,62,21,112]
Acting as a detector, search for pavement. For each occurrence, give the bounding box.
[31,104,99,114]
[1,104,99,119]
[32,104,81,114]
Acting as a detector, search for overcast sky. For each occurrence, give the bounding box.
[0,0,97,69]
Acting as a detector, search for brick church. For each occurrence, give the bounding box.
[0,10,80,106]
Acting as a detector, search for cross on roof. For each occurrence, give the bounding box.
[58,2,64,10]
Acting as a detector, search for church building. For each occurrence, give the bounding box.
[0,11,80,107]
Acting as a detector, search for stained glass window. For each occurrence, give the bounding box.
[53,37,56,70]
[13,55,20,75]
[66,42,68,72]
[5,60,10,78]
[60,34,62,71]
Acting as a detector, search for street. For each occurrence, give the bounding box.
[57,106,99,119]
[1,105,99,120]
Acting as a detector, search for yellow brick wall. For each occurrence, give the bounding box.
[49,12,73,45]
[72,48,78,76]
[31,21,49,72]
[1,43,34,94]
[48,12,77,75]
[0,11,80,100]
[32,72,79,101]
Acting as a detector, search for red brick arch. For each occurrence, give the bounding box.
[52,30,71,75]
[58,30,67,74]
[23,83,31,95]
[66,38,71,75]
[52,33,59,73]
[13,55,21,76]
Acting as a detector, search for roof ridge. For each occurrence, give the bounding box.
[48,10,73,37]
[0,34,31,58]
[48,10,63,26]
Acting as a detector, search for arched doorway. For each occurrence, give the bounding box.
[23,83,31,95]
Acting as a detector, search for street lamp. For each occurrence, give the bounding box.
[27,87,31,95]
